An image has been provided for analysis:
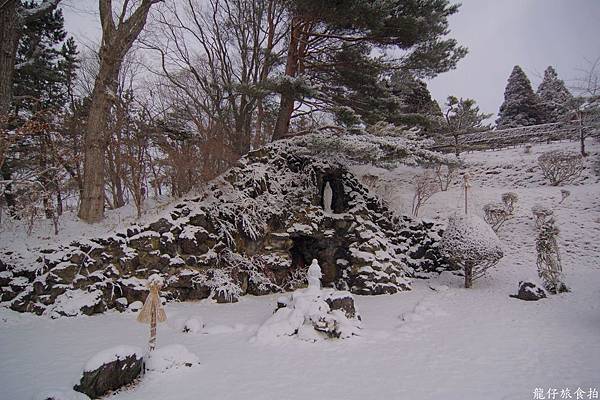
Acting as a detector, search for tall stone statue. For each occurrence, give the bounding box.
[307,259,322,292]
[323,182,333,214]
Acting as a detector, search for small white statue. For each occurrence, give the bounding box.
[323,182,333,214]
[307,259,322,292]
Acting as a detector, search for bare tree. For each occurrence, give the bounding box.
[411,171,439,217]
[143,0,286,162]
[570,56,600,156]
[434,163,457,191]
[79,0,162,223]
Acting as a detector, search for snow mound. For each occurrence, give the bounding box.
[145,344,200,373]
[33,389,90,400]
[83,345,143,372]
[182,317,205,334]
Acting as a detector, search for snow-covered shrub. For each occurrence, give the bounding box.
[483,192,519,232]
[538,150,584,186]
[532,204,554,229]
[559,189,570,204]
[201,268,242,303]
[411,171,439,217]
[440,214,504,288]
[536,218,567,293]
[183,317,205,333]
[33,389,90,400]
[294,130,452,169]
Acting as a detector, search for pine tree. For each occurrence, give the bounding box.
[13,1,73,115]
[3,2,78,220]
[271,0,468,139]
[496,66,544,129]
[387,71,444,131]
[537,66,573,123]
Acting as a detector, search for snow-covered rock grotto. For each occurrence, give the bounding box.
[0,138,447,317]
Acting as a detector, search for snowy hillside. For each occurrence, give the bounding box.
[1,139,599,400]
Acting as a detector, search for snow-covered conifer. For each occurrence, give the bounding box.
[537,66,573,123]
[496,66,544,129]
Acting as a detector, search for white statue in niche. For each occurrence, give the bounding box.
[323,181,333,214]
[307,259,322,292]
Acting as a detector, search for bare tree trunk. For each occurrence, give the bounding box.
[78,0,162,223]
[79,60,119,222]
[454,134,460,157]
[578,112,587,157]
[0,0,19,120]
[272,17,302,141]
[464,264,473,288]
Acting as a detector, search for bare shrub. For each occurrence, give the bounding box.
[536,218,567,293]
[501,192,519,213]
[532,204,554,229]
[482,192,518,232]
[434,163,457,191]
[538,150,584,186]
[411,171,439,217]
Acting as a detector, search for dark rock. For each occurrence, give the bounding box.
[148,218,173,234]
[325,292,356,318]
[510,281,547,301]
[74,350,143,399]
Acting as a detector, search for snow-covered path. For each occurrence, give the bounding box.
[1,140,599,400]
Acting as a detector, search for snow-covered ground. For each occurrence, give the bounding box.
[1,140,599,400]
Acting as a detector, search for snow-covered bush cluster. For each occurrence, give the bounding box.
[440,214,504,288]
[538,150,584,186]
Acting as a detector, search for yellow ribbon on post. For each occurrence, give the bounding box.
[137,274,167,352]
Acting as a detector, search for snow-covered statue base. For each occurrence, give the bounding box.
[255,260,360,343]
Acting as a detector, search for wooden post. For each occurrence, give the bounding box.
[463,173,470,215]
[137,275,167,353]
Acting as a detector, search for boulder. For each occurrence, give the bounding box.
[324,291,357,319]
[511,281,547,301]
[74,346,143,399]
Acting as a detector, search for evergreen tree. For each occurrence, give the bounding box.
[3,2,78,219]
[272,0,468,139]
[537,66,573,123]
[388,70,444,132]
[444,96,491,156]
[496,66,544,129]
[13,1,74,115]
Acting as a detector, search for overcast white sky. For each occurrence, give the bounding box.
[62,0,600,119]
